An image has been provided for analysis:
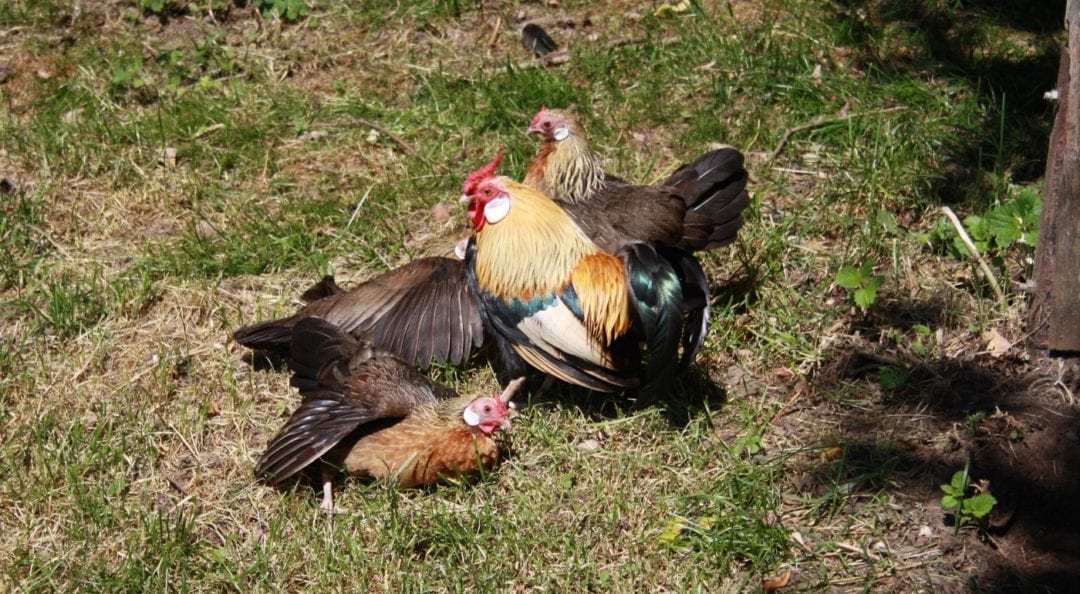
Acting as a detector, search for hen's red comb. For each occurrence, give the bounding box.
[462,153,503,195]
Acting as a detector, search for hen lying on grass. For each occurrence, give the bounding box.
[256,317,523,513]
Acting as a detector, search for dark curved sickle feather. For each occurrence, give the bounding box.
[657,246,711,374]
[663,148,751,251]
[621,243,684,392]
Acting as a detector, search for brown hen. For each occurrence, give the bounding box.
[256,317,522,512]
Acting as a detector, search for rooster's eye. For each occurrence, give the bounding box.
[483,404,493,414]
[543,122,551,130]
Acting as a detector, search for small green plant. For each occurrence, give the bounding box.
[878,366,908,391]
[110,55,145,91]
[940,462,997,531]
[910,324,933,357]
[158,33,238,91]
[253,0,309,21]
[836,261,885,308]
[929,187,1041,262]
[138,0,166,12]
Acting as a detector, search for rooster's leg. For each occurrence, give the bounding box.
[319,465,343,514]
[537,375,555,396]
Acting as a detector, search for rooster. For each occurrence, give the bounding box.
[235,108,748,389]
[256,317,523,513]
[524,106,749,254]
[461,154,707,393]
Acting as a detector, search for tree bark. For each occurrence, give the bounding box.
[1030,0,1080,355]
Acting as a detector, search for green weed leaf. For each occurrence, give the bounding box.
[835,266,864,289]
[964,493,997,519]
[853,286,877,308]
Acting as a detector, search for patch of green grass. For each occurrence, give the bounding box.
[0,189,50,290]
[0,0,66,26]
[660,461,790,574]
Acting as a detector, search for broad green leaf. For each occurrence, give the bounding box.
[879,366,908,390]
[940,483,960,496]
[854,286,877,308]
[836,266,864,289]
[986,207,1020,247]
[963,215,988,242]
[941,494,959,510]
[964,493,997,518]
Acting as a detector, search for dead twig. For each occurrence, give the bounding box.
[940,206,1007,306]
[770,378,808,423]
[769,106,907,161]
[487,15,502,50]
[351,118,415,155]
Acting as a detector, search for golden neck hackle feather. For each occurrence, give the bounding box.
[474,178,631,346]
[474,179,598,300]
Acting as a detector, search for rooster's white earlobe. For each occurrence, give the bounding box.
[484,195,511,224]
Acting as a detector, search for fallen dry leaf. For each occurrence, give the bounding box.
[161,146,177,168]
[820,446,843,462]
[985,328,1012,358]
[576,439,601,452]
[762,567,792,591]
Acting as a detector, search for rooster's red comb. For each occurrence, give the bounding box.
[462,153,503,195]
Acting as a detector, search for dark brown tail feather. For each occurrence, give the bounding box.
[664,148,750,251]
[232,318,296,356]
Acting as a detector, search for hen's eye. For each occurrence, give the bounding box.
[483,404,493,414]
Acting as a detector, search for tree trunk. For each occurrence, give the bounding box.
[1030,0,1080,355]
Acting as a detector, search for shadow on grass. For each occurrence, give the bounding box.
[241,350,289,372]
[523,364,728,429]
[803,295,1080,591]
[832,0,1061,206]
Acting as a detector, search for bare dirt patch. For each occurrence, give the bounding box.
[779,329,1080,591]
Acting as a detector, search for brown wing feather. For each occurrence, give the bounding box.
[257,318,444,484]
[234,257,483,368]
